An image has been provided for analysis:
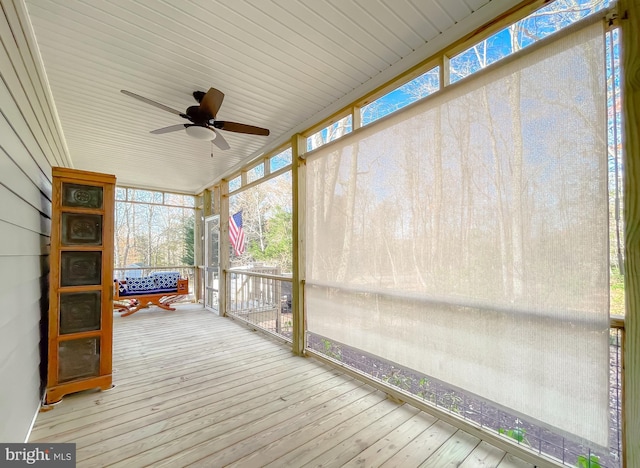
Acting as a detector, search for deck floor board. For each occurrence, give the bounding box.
[31,304,541,467]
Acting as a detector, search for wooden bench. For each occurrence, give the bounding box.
[114,272,189,317]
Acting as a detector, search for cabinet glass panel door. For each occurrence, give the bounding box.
[62,183,103,209]
[61,213,103,246]
[59,291,101,334]
[60,251,102,286]
[58,337,100,383]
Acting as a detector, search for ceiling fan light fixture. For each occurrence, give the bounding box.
[185,125,216,140]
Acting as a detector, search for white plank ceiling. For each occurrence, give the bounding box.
[22,0,520,193]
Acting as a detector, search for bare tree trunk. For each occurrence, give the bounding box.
[334,124,354,281]
[482,87,510,296]
[458,112,472,292]
[122,203,131,266]
[431,110,443,286]
[509,73,525,297]
[509,25,525,298]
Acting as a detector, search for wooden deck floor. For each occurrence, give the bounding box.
[31,304,537,467]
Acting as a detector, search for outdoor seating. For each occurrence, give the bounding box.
[114,271,188,317]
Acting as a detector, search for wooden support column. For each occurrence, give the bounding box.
[440,55,450,88]
[620,1,639,466]
[194,198,203,303]
[194,189,213,303]
[292,134,306,355]
[219,181,230,317]
[263,156,271,177]
[352,105,362,130]
[203,189,213,217]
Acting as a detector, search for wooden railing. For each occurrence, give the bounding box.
[226,266,293,340]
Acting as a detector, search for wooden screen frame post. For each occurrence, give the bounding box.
[292,134,306,356]
[620,1,639,466]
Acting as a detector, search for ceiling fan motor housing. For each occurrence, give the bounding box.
[186,105,212,125]
[193,90,206,103]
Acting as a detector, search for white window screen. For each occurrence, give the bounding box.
[305,22,609,445]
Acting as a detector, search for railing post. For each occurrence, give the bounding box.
[275,266,281,334]
[621,1,639,466]
[275,283,282,333]
[292,134,306,355]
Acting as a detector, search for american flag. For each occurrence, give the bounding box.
[229,210,245,256]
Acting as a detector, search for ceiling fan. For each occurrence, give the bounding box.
[120,87,270,150]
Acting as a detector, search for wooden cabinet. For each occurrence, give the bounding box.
[46,167,116,404]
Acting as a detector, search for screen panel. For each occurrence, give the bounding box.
[305,23,609,445]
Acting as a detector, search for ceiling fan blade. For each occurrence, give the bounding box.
[212,129,230,150]
[200,88,225,118]
[214,121,270,136]
[150,124,187,134]
[121,90,184,117]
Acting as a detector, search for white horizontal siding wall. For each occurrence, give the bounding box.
[0,0,69,442]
